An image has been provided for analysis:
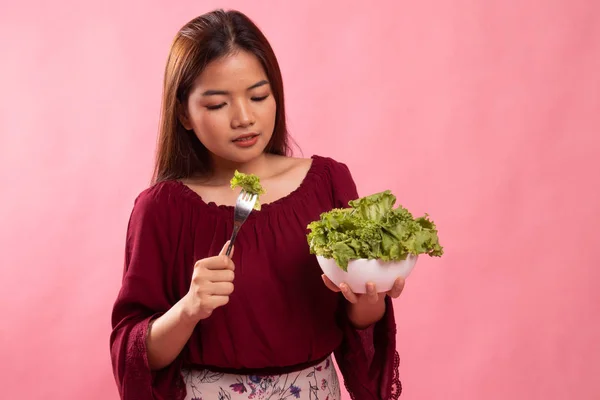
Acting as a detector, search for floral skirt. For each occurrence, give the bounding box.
[181,356,341,400]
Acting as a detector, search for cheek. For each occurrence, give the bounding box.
[259,98,277,125]
[192,113,229,141]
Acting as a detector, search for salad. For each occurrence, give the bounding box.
[307,190,443,271]
[230,170,266,210]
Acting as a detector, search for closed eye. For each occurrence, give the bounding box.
[252,94,269,102]
[205,94,269,110]
[206,103,226,110]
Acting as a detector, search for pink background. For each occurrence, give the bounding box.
[1,0,599,398]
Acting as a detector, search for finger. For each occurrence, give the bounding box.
[388,277,405,298]
[339,283,358,304]
[365,282,379,304]
[203,255,235,271]
[210,281,234,296]
[321,275,341,292]
[203,295,230,310]
[208,269,235,282]
[219,241,234,258]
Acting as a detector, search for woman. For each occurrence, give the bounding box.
[110,9,404,400]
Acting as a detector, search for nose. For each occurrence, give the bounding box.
[231,100,255,129]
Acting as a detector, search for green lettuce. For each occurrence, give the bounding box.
[230,170,266,210]
[307,190,443,271]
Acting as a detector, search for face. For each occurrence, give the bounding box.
[180,50,277,167]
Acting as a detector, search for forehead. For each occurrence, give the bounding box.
[195,50,268,90]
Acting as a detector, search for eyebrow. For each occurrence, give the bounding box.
[201,80,269,96]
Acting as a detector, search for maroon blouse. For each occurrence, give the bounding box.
[110,155,401,399]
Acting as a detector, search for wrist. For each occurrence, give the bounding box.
[347,295,386,329]
[179,292,202,325]
[351,293,386,310]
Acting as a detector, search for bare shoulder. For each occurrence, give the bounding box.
[258,155,314,202]
[266,155,313,179]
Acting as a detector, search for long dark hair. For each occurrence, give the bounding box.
[153,9,291,183]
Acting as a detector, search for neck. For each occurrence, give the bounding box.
[208,153,271,184]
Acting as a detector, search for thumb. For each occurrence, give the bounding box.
[219,240,234,258]
[321,274,341,293]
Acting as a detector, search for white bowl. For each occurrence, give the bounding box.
[316,255,418,294]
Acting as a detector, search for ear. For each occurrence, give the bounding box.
[177,100,193,131]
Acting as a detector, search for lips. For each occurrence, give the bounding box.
[232,133,260,142]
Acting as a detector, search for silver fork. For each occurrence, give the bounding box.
[225,190,258,257]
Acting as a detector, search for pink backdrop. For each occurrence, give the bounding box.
[1,0,599,398]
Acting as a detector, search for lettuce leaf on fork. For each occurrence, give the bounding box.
[230,170,266,210]
[307,190,443,271]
